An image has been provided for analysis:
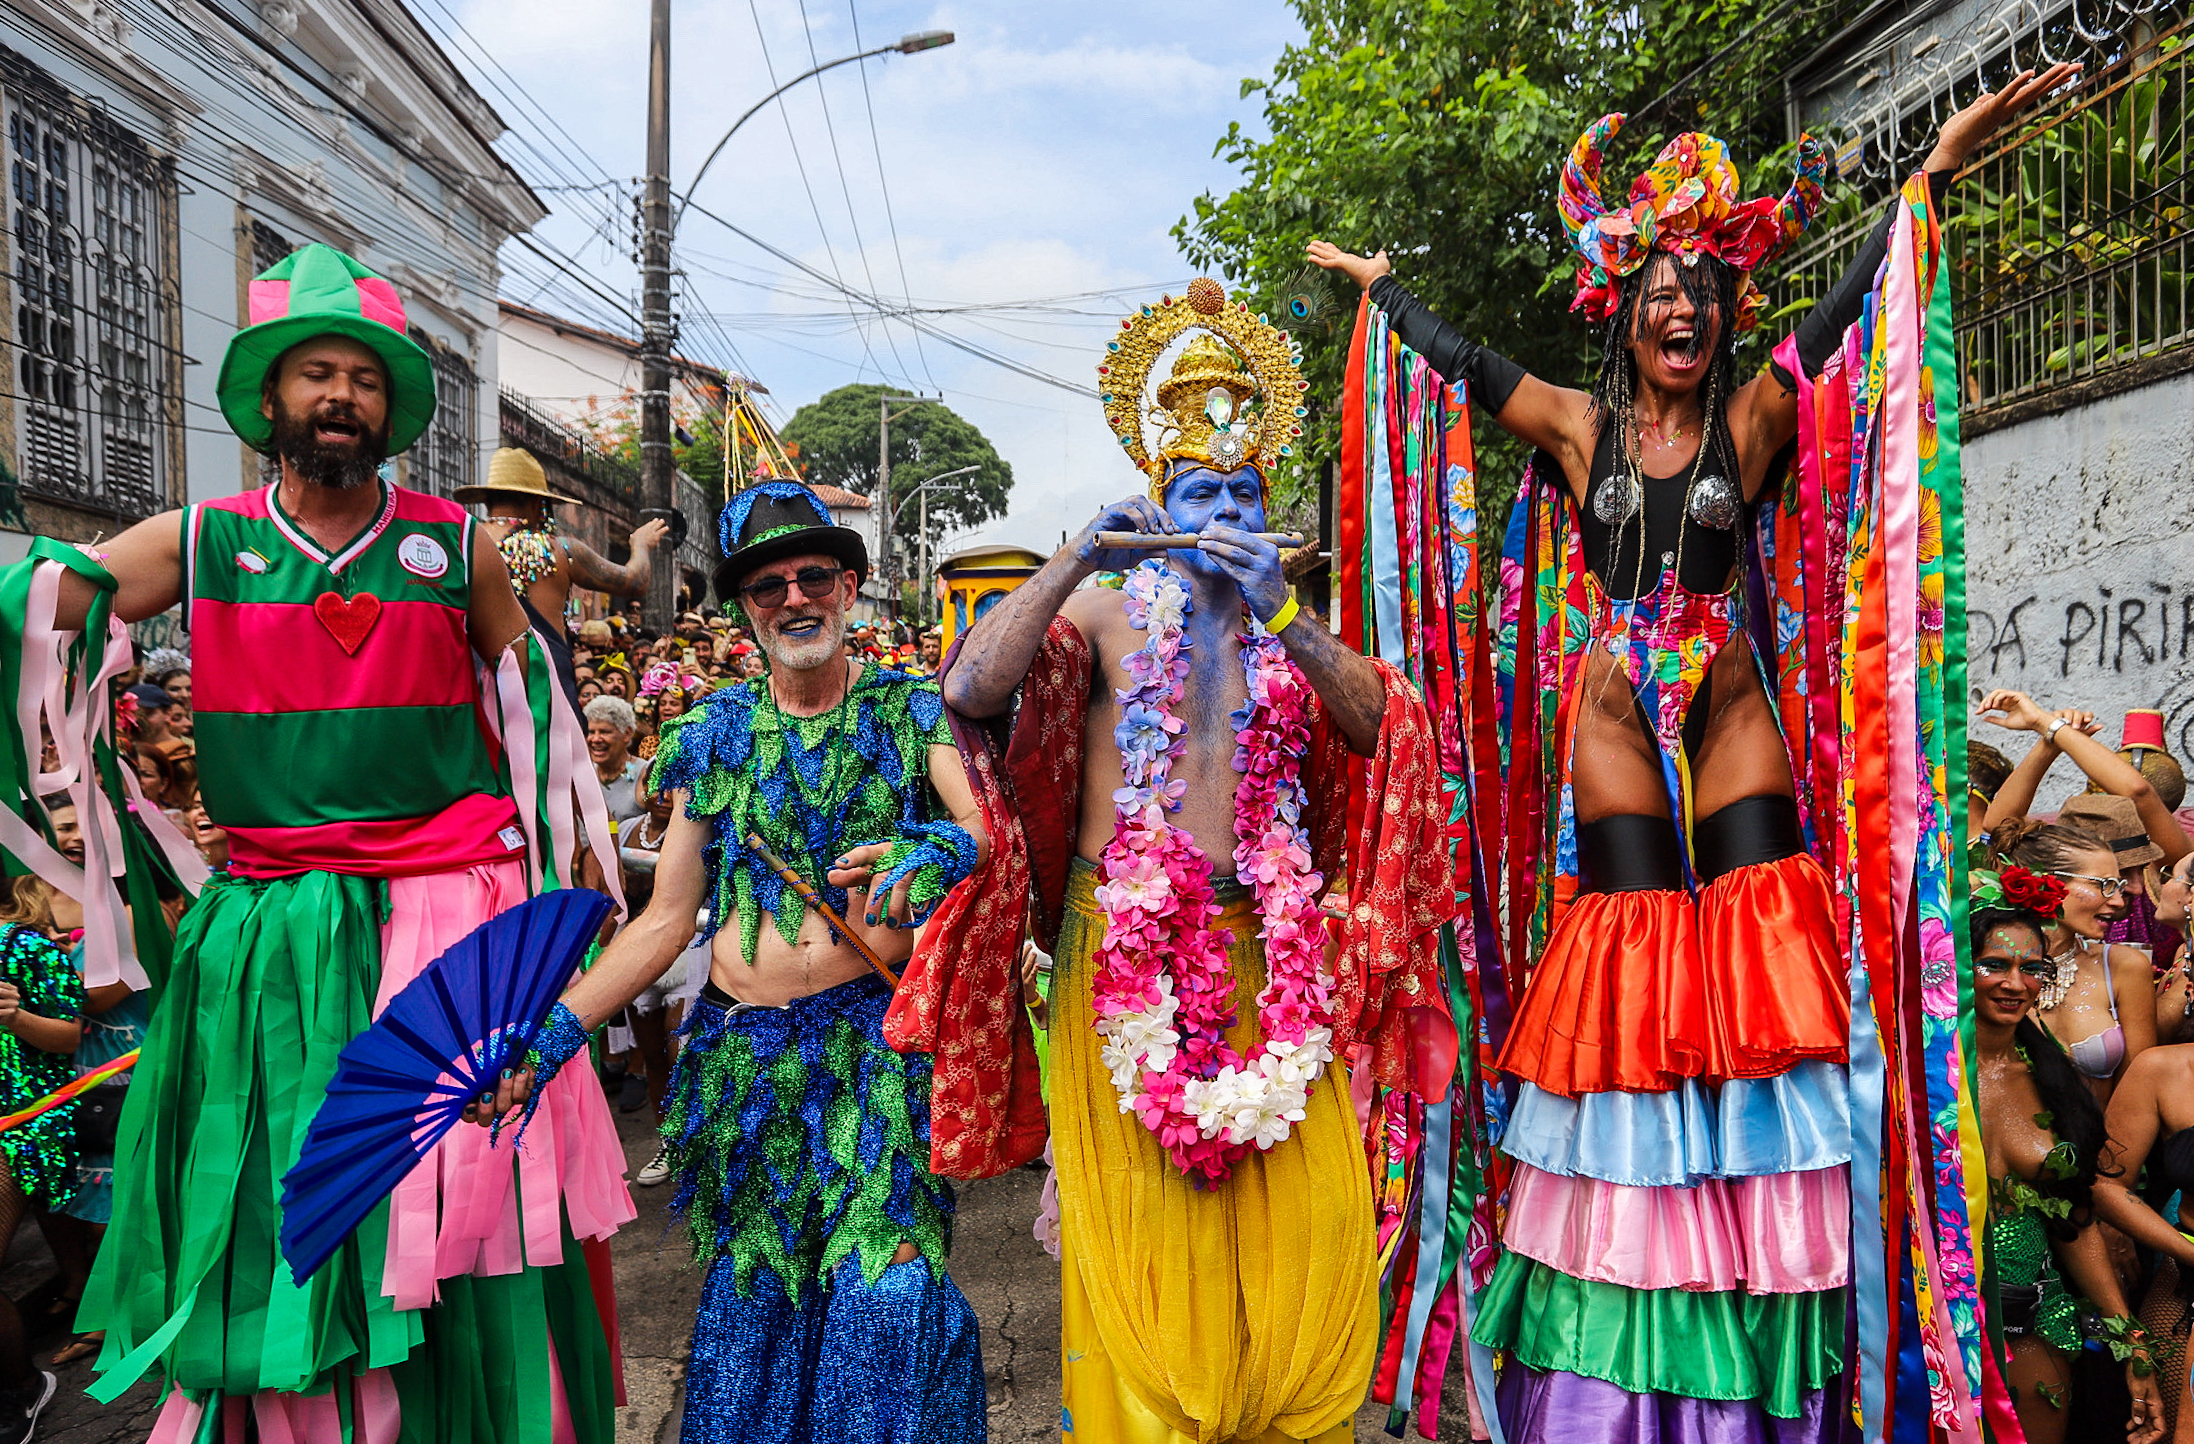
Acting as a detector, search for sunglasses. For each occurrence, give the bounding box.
[739,565,845,610]
[2054,870,2127,900]
[1975,956,2058,983]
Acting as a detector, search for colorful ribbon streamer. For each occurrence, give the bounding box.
[0,1048,139,1135]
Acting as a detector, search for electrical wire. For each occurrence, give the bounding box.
[741,0,896,387]
[793,0,911,383]
[846,0,937,389]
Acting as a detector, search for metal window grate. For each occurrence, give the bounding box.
[409,330,476,498]
[1775,4,2192,424]
[3,48,177,520]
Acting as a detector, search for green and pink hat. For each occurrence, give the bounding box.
[216,243,438,456]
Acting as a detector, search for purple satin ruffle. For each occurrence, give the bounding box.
[1502,1164,1850,1294]
[1498,1364,1834,1444]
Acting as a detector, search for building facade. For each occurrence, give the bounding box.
[1781,0,2193,798]
[0,0,543,559]
[497,299,743,614]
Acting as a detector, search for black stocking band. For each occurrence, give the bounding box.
[1578,813,1685,894]
[1692,794,1803,883]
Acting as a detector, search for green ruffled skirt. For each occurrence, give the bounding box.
[79,869,616,1442]
[1472,1251,1847,1419]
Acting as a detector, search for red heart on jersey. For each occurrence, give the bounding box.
[313,590,381,656]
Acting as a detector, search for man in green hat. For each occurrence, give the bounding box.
[26,243,633,1442]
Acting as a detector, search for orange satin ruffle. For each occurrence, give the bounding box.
[1496,889,1706,1098]
[1698,851,1849,1081]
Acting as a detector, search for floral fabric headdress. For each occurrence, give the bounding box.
[1971,865,2067,920]
[1560,114,1832,331]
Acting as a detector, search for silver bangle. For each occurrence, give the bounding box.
[2045,718,2068,743]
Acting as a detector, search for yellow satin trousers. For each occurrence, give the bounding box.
[1052,860,1376,1443]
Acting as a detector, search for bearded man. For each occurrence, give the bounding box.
[478,480,991,1442]
[926,285,1454,1443]
[32,244,631,1439]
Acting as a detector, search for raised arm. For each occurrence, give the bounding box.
[1978,693,2086,832]
[52,509,185,631]
[564,517,671,599]
[942,495,1177,719]
[1305,241,1595,491]
[1729,64,2081,485]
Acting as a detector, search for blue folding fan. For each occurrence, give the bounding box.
[279,887,612,1284]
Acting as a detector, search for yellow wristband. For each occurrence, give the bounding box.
[1263,594,1302,636]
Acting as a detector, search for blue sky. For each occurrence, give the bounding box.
[432,0,1305,554]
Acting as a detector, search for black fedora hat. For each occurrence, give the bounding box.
[712,481,869,610]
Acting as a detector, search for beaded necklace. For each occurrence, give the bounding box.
[489,515,559,591]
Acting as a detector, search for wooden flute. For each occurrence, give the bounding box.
[743,834,901,989]
[1092,531,1306,550]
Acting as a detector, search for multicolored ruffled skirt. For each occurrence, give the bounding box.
[661,975,983,1443]
[1480,565,1853,1437]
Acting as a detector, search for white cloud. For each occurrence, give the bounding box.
[446,0,1299,556]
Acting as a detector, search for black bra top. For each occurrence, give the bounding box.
[1577,423,1744,601]
[2148,1126,2194,1204]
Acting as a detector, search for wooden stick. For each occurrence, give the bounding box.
[1093,531,1306,550]
[744,834,900,989]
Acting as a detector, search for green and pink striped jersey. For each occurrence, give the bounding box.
[183,481,524,879]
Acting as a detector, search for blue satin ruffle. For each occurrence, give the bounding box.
[1499,1062,1851,1186]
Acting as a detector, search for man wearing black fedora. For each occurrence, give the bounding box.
[476,480,992,1439]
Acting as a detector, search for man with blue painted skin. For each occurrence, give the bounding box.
[940,285,1454,1442]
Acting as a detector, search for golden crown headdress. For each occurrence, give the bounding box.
[1098,277,1308,499]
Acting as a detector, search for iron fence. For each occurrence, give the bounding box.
[1775,2,2191,423]
[497,386,640,507]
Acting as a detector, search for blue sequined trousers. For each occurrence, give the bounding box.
[683,1253,985,1443]
[668,978,985,1442]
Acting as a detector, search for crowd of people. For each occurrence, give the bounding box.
[0,56,2166,1444]
[1966,693,2194,1443]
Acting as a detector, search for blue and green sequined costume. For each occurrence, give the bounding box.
[647,666,984,1444]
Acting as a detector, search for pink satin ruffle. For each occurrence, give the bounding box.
[149,1369,401,1444]
[1503,1162,1849,1294]
[378,862,636,1310]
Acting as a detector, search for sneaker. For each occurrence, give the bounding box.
[618,1073,649,1113]
[0,1370,57,1444]
[636,1146,674,1188]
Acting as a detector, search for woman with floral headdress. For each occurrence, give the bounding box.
[1310,66,2076,1439]
[1970,867,2163,1444]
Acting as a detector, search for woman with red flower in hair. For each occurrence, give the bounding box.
[1972,869,2164,1444]
[1995,816,2159,1105]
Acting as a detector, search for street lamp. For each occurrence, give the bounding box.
[675,30,956,230]
[905,464,979,625]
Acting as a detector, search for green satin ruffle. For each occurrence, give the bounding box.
[1472,1251,1846,1417]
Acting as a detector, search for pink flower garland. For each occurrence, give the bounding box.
[1090,560,1336,1187]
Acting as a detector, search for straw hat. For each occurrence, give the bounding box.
[455,446,584,506]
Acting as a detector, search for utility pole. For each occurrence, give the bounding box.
[638,0,676,630]
[876,393,931,628]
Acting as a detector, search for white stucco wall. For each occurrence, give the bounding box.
[1963,369,2194,808]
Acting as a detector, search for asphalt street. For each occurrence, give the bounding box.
[12,1092,1466,1442]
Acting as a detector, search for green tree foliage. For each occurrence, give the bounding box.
[776,384,1013,553]
[1175,0,1868,539]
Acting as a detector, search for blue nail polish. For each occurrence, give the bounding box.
[501,1067,514,1080]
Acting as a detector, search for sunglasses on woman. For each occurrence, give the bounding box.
[739,565,845,610]
[1974,956,2058,983]
[2054,870,2127,899]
